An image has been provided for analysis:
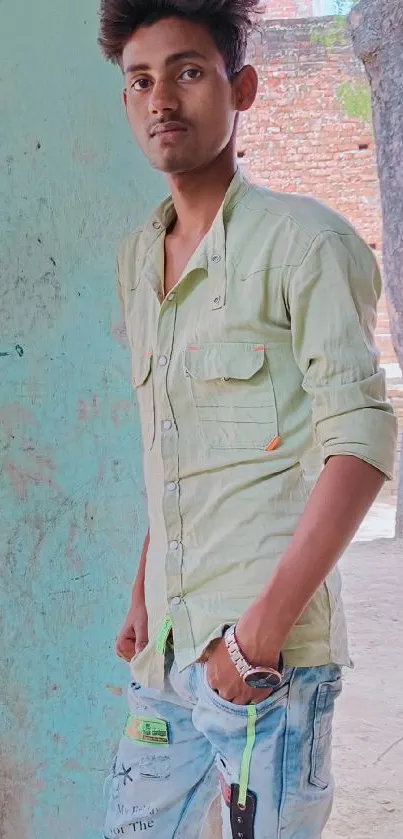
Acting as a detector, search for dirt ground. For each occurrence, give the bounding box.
[325,532,403,839]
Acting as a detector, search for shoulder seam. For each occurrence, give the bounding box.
[242,185,356,242]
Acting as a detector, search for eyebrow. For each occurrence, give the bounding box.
[124,50,207,75]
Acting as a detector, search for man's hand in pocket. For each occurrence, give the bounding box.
[205,638,272,706]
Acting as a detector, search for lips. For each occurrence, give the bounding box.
[150,122,188,138]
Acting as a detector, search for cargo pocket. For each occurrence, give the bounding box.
[132,351,155,450]
[309,678,342,790]
[184,342,278,450]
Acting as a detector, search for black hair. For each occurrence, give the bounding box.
[98,0,262,77]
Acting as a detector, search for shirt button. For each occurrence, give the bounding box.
[167,292,175,302]
[159,355,168,367]
[162,420,172,431]
[153,221,162,230]
[169,540,179,551]
[167,481,177,492]
[171,597,182,607]
[211,254,222,264]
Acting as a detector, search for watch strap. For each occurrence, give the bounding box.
[225,625,252,679]
[224,624,284,686]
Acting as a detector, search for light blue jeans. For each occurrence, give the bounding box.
[104,659,342,839]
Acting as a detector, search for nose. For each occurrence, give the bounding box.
[148,79,179,115]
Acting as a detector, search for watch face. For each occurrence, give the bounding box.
[244,671,283,690]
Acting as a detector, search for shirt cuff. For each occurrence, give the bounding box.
[317,408,398,480]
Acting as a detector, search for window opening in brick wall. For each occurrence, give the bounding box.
[358,143,370,150]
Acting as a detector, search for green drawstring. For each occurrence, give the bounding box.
[238,705,257,807]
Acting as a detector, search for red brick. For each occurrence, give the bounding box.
[262,0,314,15]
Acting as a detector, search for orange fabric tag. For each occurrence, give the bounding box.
[266,436,281,452]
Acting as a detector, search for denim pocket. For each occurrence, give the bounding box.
[309,678,342,789]
[200,663,291,718]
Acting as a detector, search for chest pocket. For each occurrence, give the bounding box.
[132,352,155,450]
[184,343,278,450]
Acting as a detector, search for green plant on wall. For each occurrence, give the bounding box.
[311,15,346,49]
[337,79,372,123]
[311,0,358,50]
[312,0,371,125]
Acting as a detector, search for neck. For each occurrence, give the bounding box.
[167,145,237,241]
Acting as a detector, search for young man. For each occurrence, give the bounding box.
[98,2,397,837]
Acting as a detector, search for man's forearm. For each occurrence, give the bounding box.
[237,455,385,664]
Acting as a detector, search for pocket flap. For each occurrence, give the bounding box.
[184,343,265,382]
[132,352,152,387]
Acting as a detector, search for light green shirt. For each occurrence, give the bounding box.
[117,169,397,689]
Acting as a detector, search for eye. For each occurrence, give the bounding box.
[131,78,152,91]
[180,68,203,81]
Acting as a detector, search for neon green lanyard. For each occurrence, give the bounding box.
[157,613,256,808]
[238,705,257,808]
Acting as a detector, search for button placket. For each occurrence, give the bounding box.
[162,481,183,598]
[171,597,182,607]
[165,540,183,579]
[209,215,227,311]
[157,297,185,609]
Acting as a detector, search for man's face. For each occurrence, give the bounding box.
[121,17,249,174]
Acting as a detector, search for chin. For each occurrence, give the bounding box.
[150,154,201,176]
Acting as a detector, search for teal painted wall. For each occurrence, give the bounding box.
[0,2,163,836]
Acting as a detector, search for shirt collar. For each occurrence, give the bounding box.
[142,168,249,309]
[146,167,249,242]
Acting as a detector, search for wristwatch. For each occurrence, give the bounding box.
[224,624,284,690]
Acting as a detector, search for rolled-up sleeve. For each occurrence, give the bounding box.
[288,230,397,479]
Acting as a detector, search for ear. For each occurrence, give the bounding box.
[233,65,258,113]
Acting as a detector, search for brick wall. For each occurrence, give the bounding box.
[262,0,314,17]
[238,17,397,367]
